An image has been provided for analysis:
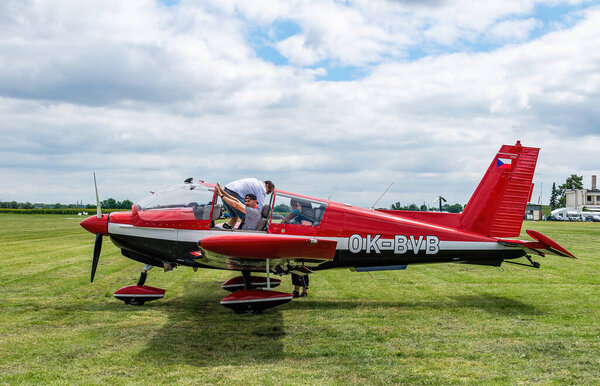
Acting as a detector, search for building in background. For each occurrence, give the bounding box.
[525,203,542,220]
[566,175,600,211]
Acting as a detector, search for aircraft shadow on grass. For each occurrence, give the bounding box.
[37,285,541,368]
[287,294,540,317]
[51,291,539,317]
[134,283,539,367]
[136,281,286,367]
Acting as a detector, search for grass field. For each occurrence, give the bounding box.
[1,214,599,384]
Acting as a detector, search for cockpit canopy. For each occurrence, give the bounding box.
[136,183,217,221]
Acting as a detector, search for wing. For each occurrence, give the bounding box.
[190,233,337,260]
[498,229,576,258]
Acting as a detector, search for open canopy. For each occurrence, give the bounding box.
[136,183,214,211]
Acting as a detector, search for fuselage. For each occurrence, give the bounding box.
[83,184,525,274]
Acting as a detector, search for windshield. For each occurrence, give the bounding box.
[137,183,215,211]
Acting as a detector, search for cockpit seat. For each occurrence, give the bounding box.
[211,204,222,222]
[256,205,271,231]
[312,205,325,226]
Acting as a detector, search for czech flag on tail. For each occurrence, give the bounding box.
[496,157,512,169]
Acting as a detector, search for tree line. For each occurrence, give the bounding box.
[0,198,134,210]
[389,202,463,213]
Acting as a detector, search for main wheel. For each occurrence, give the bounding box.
[129,298,146,306]
[233,304,262,314]
[122,297,145,306]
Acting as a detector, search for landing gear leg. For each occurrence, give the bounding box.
[242,270,252,289]
[137,264,153,286]
[525,255,541,268]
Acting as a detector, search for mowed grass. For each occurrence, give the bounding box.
[1,214,599,384]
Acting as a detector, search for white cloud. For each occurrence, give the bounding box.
[276,35,323,66]
[487,18,542,42]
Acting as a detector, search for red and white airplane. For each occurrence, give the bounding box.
[81,141,575,313]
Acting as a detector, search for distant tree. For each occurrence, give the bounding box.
[101,198,118,209]
[390,202,403,210]
[407,203,419,211]
[442,203,463,213]
[561,174,584,190]
[549,182,558,209]
[119,200,134,209]
[420,204,428,211]
[274,204,291,213]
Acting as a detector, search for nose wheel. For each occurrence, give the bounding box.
[114,265,166,306]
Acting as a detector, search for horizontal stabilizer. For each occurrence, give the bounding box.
[498,230,576,258]
[196,234,337,260]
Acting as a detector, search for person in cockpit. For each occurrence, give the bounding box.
[282,198,315,225]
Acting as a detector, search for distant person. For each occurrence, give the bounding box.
[222,178,274,229]
[216,184,261,230]
[291,273,309,298]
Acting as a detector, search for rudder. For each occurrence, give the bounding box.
[459,141,539,237]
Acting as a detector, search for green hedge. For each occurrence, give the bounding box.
[0,208,130,215]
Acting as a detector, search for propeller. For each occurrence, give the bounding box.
[91,233,102,282]
[91,172,103,283]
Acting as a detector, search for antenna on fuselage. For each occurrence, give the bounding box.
[327,177,343,201]
[369,181,394,210]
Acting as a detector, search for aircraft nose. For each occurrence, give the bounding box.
[80,214,109,235]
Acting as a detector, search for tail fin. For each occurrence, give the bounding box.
[459,141,539,237]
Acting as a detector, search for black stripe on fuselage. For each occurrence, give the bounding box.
[315,248,526,270]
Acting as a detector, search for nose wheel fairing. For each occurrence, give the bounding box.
[113,285,166,306]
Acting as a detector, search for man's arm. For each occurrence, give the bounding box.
[282,212,295,224]
[216,183,246,214]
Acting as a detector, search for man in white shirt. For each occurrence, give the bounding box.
[221,178,274,229]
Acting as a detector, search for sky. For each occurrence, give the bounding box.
[1,0,600,208]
